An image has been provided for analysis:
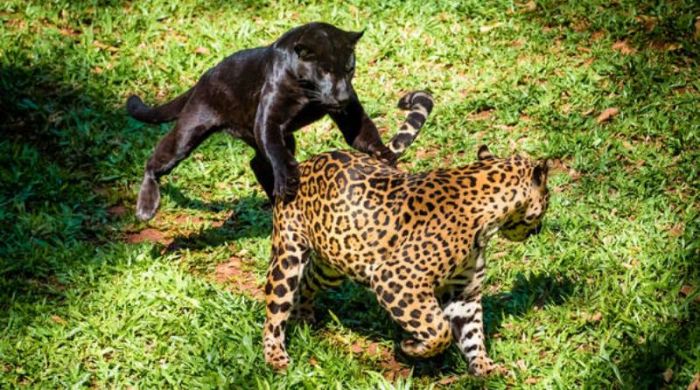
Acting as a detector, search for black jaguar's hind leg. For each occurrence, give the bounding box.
[136,105,219,221]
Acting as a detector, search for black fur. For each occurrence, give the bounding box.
[128,22,397,221]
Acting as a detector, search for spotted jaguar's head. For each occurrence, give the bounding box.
[477,145,550,242]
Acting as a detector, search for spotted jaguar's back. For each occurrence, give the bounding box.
[290,148,547,285]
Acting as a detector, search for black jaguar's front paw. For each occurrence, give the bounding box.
[374,145,398,166]
[273,162,300,203]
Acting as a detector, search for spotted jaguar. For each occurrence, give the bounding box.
[262,92,550,375]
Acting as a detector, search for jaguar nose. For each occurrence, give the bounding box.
[325,96,349,110]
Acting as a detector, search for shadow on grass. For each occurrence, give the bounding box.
[0,59,265,317]
[0,60,154,328]
[310,272,574,376]
[161,193,272,254]
[613,312,700,387]
[161,184,235,214]
[0,55,272,386]
[610,216,700,387]
[0,63,127,253]
[482,272,574,334]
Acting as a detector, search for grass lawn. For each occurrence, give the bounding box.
[1,0,699,388]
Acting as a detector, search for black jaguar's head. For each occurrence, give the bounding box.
[286,22,363,110]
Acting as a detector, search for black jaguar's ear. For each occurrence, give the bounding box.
[349,30,364,45]
[294,43,314,60]
[532,160,549,186]
[477,145,494,160]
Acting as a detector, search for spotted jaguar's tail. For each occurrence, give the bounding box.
[388,91,434,158]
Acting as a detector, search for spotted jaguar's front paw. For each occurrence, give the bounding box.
[264,343,290,372]
[266,352,290,372]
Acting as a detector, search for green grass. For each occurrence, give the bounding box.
[1,0,699,388]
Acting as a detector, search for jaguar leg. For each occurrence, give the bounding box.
[263,229,309,371]
[442,251,496,376]
[292,257,344,324]
[371,263,451,358]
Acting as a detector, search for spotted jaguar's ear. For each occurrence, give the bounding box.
[348,30,364,45]
[532,159,549,186]
[477,145,494,161]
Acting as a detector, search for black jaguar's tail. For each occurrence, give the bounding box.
[388,90,434,157]
[126,88,193,124]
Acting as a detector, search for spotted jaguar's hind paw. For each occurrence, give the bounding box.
[290,306,317,325]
